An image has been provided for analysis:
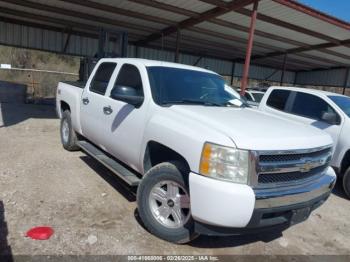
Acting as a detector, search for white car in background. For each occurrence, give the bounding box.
[238,89,266,107]
[259,86,350,198]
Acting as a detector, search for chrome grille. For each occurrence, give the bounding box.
[258,165,328,184]
[259,148,331,163]
[255,146,332,187]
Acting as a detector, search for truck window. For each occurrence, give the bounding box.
[291,92,337,120]
[244,92,253,101]
[114,64,143,95]
[266,89,290,111]
[90,62,117,95]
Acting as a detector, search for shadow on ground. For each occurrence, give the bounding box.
[0,201,13,262]
[0,102,57,127]
[332,177,348,200]
[80,156,284,248]
[79,156,137,202]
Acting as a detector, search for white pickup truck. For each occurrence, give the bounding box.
[56,58,336,243]
[259,86,350,198]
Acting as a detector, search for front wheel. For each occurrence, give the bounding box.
[343,167,350,199]
[137,162,198,243]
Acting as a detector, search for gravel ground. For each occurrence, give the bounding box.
[0,103,349,256]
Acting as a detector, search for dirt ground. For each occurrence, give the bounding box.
[0,103,349,256]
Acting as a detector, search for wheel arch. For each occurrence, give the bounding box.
[341,149,350,175]
[143,141,190,174]
[60,100,71,113]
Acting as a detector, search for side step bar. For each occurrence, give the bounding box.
[78,141,141,186]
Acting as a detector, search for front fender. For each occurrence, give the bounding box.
[140,111,234,173]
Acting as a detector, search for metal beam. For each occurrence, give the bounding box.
[236,8,341,44]
[272,0,350,31]
[231,61,236,85]
[62,27,72,53]
[136,0,257,45]
[193,56,203,66]
[130,0,350,64]
[0,0,155,33]
[59,0,174,26]
[280,54,287,86]
[174,28,181,63]
[343,68,350,95]
[250,40,350,62]
[240,0,259,95]
[202,1,350,60]
[129,0,197,17]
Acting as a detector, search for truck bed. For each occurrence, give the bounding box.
[61,81,86,89]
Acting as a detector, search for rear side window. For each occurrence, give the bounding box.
[291,92,337,120]
[114,64,143,94]
[90,62,117,95]
[267,89,291,111]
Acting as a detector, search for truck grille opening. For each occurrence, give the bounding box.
[258,165,328,184]
[259,147,331,163]
[256,147,332,187]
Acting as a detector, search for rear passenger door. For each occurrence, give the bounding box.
[80,62,118,149]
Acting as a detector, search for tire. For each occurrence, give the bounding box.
[60,110,80,151]
[343,167,350,199]
[137,162,198,243]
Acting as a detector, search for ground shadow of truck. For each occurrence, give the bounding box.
[80,155,285,247]
[0,201,13,262]
[0,102,57,128]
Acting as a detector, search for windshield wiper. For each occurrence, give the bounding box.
[161,99,224,106]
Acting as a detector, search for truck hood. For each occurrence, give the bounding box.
[169,106,333,151]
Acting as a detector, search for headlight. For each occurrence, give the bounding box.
[199,142,249,184]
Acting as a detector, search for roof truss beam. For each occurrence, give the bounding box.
[135,0,258,45]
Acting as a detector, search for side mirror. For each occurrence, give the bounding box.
[110,85,144,107]
[321,111,340,125]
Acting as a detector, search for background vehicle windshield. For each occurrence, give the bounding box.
[251,92,264,103]
[329,95,350,117]
[147,66,246,107]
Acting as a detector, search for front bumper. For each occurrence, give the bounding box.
[189,167,336,234]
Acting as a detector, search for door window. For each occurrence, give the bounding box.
[266,89,291,111]
[114,64,143,95]
[90,62,117,95]
[291,92,337,121]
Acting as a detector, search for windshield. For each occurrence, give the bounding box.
[147,66,247,107]
[251,92,264,103]
[328,95,350,117]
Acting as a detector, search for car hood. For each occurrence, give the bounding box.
[169,105,333,151]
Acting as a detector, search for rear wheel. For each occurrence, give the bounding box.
[137,162,198,243]
[60,110,79,151]
[343,167,350,199]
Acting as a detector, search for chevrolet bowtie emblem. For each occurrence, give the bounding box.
[300,160,313,173]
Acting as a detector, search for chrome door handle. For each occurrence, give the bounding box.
[82,97,89,105]
[103,106,113,115]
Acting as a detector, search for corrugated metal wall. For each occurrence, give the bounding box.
[128,44,295,82]
[0,21,100,56]
[1,20,348,87]
[295,68,349,87]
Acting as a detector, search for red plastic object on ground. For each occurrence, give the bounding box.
[26,226,54,240]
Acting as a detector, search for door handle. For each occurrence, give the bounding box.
[82,97,89,105]
[103,106,113,115]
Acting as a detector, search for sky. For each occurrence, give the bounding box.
[299,0,350,22]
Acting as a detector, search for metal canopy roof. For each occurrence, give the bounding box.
[1,0,350,72]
